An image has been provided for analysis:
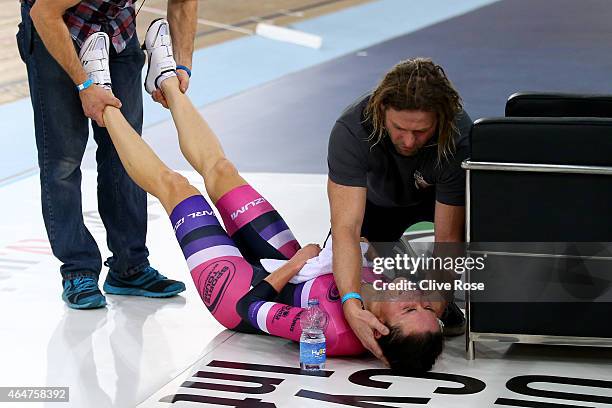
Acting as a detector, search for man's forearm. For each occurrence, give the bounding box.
[331,226,363,297]
[30,6,87,85]
[167,0,197,68]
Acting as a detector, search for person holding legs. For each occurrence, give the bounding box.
[17,0,196,309]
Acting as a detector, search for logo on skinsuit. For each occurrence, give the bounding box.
[230,198,267,221]
[188,210,215,219]
[289,310,304,333]
[327,283,340,302]
[199,260,236,313]
[173,217,185,232]
[174,211,215,232]
[273,305,292,322]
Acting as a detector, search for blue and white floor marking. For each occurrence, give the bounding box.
[0,0,499,186]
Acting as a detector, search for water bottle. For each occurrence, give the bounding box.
[299,298,329,370]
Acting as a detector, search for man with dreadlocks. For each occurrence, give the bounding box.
[327,58,472,368]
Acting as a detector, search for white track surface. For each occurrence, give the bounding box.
[1,170,612,407]
[0,171,331,407]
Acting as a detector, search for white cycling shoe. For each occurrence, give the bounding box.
[143,18,177,94]
[78,32,112,90]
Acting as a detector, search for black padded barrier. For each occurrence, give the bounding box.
[467,117,612,338]
[506,92,612,118]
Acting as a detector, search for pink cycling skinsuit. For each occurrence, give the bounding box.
[169,184,364,356]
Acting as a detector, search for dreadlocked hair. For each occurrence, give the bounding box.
[364,58,463,163]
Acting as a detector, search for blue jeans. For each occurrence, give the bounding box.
[17,3,149,280]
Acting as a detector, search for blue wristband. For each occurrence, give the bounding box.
[176,65,192,77]
[341,292,363,305]
[76,78,93,92]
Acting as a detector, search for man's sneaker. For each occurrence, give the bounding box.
[143,18,177,94]
[62,277,107,309]
[441,302,466,336]
[103,262,186,298]
[79,32,112,90]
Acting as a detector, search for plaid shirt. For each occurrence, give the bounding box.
[25,0,136,53]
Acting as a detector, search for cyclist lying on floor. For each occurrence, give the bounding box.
[79,19,447,373]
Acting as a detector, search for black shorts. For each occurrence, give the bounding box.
[360,193,435,242]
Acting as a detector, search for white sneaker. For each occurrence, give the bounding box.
[143,18,177,94]
[78,32,112,90]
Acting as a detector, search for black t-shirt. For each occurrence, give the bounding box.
[327,93,472,207]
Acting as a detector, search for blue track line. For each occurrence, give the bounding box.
[0,0,499,187]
